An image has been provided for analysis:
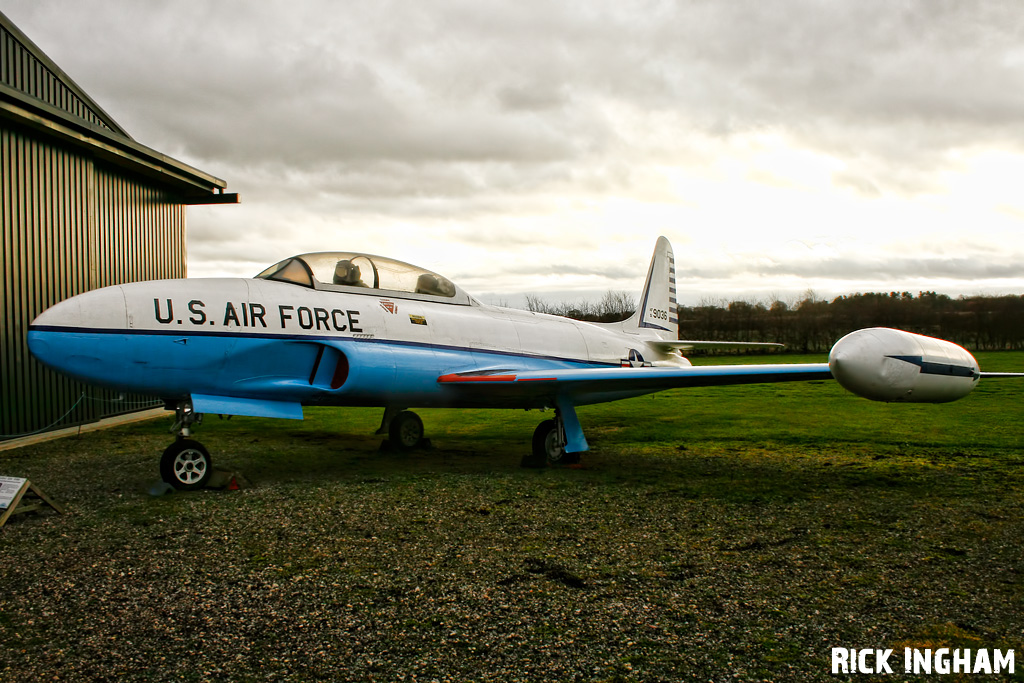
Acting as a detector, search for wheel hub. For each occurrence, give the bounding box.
[173,449,207,485]
[399,422,421,446]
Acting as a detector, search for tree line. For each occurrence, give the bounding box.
[523,290,637,323]
[522,290,1024,353]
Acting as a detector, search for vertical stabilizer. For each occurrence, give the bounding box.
[625,236,678,339]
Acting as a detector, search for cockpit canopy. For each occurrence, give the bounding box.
[255,252,470,304]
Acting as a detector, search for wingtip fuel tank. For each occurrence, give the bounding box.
[828,327,980,403]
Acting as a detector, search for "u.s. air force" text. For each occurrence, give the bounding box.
[153,299,363,332]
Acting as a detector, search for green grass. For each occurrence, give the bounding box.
[3,351,1024,681]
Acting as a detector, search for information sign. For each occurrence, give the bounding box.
[0,476,27,510]
[0,477,64,527]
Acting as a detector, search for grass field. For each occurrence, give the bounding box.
[2,352,1023,681]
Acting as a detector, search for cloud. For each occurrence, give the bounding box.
[5,0,1024,303]
[25,0,1024,173]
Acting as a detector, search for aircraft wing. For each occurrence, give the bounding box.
[438,362,833,405]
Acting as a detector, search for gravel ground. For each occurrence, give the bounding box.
[1,421,1022,682]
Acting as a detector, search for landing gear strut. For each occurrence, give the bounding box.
[160,401,213,490]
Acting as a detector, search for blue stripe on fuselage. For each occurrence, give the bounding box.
[27,325,613,407]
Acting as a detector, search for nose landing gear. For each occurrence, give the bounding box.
[160,401,213,490]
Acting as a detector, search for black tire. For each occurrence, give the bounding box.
[160,439,213,491]
[389,410,424,450]
[532,419,581,465]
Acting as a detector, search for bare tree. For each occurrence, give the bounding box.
[524,294,550,314]
[598,290,636,322]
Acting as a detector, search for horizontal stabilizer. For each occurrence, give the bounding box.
[191,393,304,420]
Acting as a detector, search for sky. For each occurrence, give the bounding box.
[5,0,1024,308]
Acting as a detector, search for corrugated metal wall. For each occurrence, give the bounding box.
[94,163,186,286]
[1,124,186,438]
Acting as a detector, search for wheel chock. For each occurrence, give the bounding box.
[206,468,244,490]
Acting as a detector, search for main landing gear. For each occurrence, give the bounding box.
[160,401,213,491]
[523,409,582,468]
[377,407,427,450]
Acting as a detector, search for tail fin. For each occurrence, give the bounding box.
[624,236,678,339]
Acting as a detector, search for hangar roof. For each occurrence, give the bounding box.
[0,10,236,205]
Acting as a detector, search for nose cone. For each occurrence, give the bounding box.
[31,286,128,330]
[28,286,128,381]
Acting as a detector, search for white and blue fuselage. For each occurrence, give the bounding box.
[29,273,683,416]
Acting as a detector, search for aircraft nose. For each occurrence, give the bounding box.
[28,286,128,379]
[31,285,128,329]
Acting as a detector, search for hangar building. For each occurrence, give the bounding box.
[1,11,236,440]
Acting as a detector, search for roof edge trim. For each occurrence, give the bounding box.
[0,84,227,192]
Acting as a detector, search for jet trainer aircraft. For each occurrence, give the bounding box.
[27,237,1016,490]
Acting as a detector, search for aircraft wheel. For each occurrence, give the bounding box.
[160,439,213,491]
[530,419,579,465]
[389,410,424,450]
[532,419,560,462]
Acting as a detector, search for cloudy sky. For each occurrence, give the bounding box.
[6,0,1024,307]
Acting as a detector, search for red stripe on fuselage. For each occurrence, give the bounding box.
[437,374,517,383]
